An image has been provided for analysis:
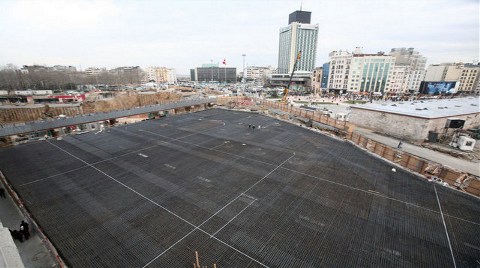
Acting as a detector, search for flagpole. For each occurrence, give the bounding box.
[222,59,227,84]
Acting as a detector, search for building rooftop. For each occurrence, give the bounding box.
[351,97,480,119]
[0,109,478,267]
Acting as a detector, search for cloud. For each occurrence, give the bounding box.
[0,0,477,74]
[5,0,120,30]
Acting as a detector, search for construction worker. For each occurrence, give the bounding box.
[20,220,30,240]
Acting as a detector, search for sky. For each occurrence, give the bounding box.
[0,0,478,75]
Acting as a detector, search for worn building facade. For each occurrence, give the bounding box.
[349,97,480,143]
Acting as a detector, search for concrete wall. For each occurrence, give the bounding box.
[444,65,463,81]
[427,113,480,134]
[0,222,25,268]
[349,108,430,142]
[350,108,480,143]
[0,106,83,123]
[424,65,446,81]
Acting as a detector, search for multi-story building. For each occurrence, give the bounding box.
[271,10,318,91]
[389,48,426,92]
[144,67,157,82]
[166,68,177,84]
[85,67,107,77]
[424,63,464,81]
[110,66,141,74]
[21,65,49,73]
[476,75,480,94]
[347,52,395,94]
[21,65,76,73]
[387,65,409,93]
[422,63,475,93]
[328,48,408,94]
[190,64,236,83]
[145,67,177,84]
[311,67,322,93]
[277,10,318,74]
[327,50,352,91]
[321,62,329,89]
[110,66,143,84]
[245,66,275,81]
[269,72,313,90]
[424,65,447,81]
[457,64,480,92]
[52,65,77,72]
[405,69,425,92]
[444,64,464,81]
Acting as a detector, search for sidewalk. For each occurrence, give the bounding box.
[0,180,56,268]
[355,128,480,177]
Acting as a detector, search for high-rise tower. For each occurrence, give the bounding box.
[278,10,318,74]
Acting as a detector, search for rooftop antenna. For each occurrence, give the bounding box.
[300,3,302,10]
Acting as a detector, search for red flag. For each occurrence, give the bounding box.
[222,59,226,65]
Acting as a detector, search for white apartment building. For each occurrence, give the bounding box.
[246,66,275,80]
[327,50,352,91]
[405,69,425,92]
[144,67,157,82]
[389,48,426,92]
[457,64,480,92]
[144,67,177,84]
[387,65,409,93]
[85,67,107,77]
[167,68,177,84]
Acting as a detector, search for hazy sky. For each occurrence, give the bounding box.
[0,0,478,74]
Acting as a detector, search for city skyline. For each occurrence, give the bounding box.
[0,0,478,75]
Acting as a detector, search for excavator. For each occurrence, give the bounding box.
[281,51,302,104]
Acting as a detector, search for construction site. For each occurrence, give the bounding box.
[1,106,479,267]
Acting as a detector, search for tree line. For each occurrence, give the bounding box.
[0,64,143,91]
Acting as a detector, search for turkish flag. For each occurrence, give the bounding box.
[222,59,226,65]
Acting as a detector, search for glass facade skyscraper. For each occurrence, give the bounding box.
[277,11,318,74]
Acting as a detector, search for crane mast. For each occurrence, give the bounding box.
[281,51,302,103]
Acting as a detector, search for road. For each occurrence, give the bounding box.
[355,128,480,177]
